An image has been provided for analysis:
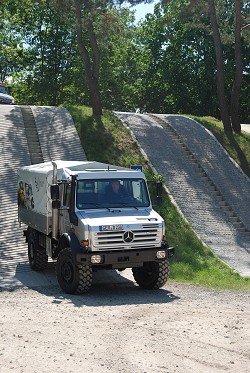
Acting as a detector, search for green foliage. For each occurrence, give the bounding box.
[103,1,218,115]
[153,174,164,182]
[1,0,88,105]
[0,2,27,81]
[98,7,140,110]
[1,0,249,120]
[66,104,250,290]
[130,0,250,121]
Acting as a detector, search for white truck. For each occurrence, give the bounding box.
[18,160,174,294]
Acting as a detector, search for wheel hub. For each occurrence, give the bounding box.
[61,261,74,283]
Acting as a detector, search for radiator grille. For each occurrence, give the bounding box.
[93,225,161,249]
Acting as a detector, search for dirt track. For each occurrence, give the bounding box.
[0,269,249,373]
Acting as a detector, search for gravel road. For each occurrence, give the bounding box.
[0,269,249,373]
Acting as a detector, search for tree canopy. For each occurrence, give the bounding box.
[1,0,249,126]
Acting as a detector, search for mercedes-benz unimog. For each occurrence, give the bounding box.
[18,160,174,294]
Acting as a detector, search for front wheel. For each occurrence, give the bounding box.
[132,260,169,289]
[56,247,92,294]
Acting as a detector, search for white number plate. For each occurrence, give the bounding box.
[99,224,124,231]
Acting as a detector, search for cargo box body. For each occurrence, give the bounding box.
[17,160,89,234]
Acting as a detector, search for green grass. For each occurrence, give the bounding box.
[188,115,250,178]
[65,104,250,291]
[65,105,149,169]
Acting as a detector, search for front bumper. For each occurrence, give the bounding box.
[76,246,174,269]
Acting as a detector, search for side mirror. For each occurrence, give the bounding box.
[156,181,163,204]
[50,184,59,200]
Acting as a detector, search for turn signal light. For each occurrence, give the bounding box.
[81,240,89,247]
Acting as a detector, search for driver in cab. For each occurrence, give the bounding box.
[105,181,129,202]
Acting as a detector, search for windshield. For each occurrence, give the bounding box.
[76,178,150,209]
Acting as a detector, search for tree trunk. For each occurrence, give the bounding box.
[207,0,232,132]
[230,0,242,134]
[74,0,102,116]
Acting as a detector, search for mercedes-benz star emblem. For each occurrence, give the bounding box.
[123,231,134,243]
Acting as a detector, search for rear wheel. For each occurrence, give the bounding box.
[56,247,92,294]
[28,230,48,270]
[132,260,169,289]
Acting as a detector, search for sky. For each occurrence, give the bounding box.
[133,1,158,23]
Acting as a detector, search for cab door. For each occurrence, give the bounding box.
[59,183,71,234]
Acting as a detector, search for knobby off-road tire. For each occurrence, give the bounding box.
[132,260,170,289]
[56,247,92,294]
[28,229,48,271]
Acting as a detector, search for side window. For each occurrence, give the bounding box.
[63,184,71,207]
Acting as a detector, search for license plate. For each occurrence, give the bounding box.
[99,224,124,231]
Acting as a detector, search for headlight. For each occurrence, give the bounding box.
[156,250,166,259]
[90,255,103,264]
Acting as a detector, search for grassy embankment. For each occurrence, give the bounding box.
[65,104,250,291]
[189,115,250,178]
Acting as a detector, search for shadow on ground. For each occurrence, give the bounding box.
[11,263,178,307]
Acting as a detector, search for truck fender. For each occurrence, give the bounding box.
[57,232,82,261]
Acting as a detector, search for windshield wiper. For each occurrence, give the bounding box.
[106,202,139,210]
